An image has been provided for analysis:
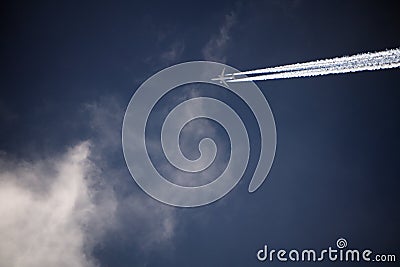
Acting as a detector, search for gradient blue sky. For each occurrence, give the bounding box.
[1,1,399,266]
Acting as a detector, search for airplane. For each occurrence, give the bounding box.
[211,68,235,87]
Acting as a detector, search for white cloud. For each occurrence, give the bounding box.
[202,11,237,63]
[0,142,116,267]
[0,95,182,267]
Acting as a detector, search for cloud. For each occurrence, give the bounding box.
[116,193,176,251]
[0,95,181,267]
[0,142,117,267]
[150,87,229,187]
[85,97,178,250]
[144,33,185,67]
[84,97,124,154]
[202,11,237,63]
[160,41,185,64]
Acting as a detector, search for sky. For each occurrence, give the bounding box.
[0,1,399,266]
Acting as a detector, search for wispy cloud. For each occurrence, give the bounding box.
[0,142,117,267]
[150,87,229,188]
[143,24,186,68]
[160,41,185,64]
[144,39,185,70]
[85,97,178,250]
[202,11,237,63]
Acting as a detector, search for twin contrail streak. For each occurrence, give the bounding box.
[228,48,400,82]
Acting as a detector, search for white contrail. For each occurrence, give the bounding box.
[229,48,400,82]
[232,48,399,75]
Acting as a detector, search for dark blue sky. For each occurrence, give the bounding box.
[1,1,399,266]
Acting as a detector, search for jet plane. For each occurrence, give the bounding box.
[211,68,234,87]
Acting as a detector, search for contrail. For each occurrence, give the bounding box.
[231,48,399,75]
[228,48,400,82]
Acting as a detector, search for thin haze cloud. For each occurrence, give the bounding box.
[202,11,236,63]
[85,97,178,250]
[161,41,185,64]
